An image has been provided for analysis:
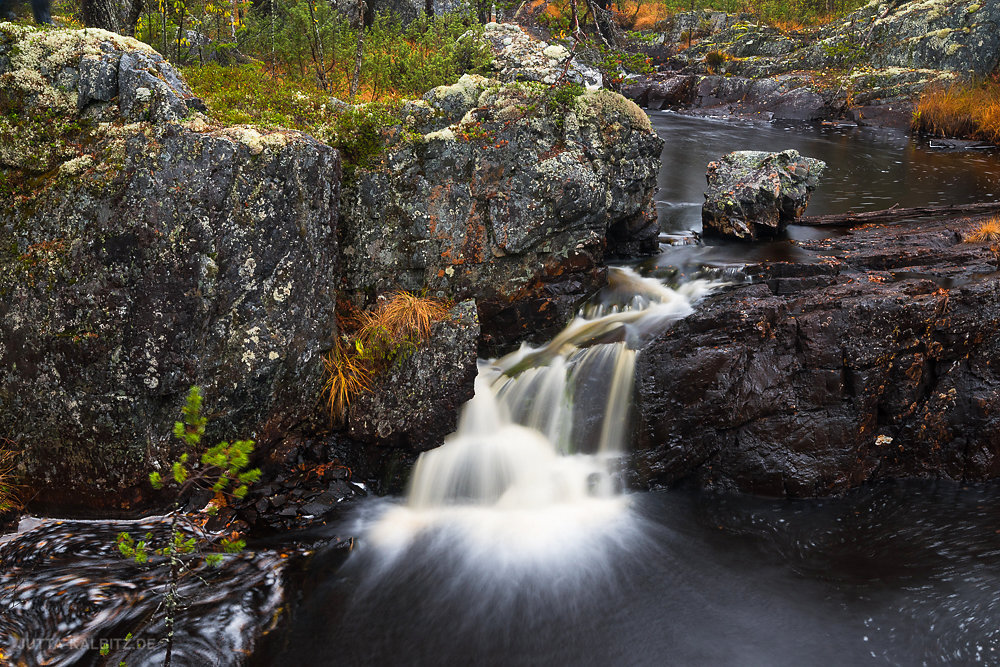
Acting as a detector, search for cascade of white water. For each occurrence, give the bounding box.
[367,267,720,554]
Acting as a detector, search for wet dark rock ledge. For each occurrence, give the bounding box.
[633,217,1000,497]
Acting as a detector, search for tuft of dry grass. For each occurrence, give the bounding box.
[359,291,451,343]
[323,339,373,421]
[913,80,1000,144]
[965,217,1000,244]
[0,447,22,514]
[324,292,452,421]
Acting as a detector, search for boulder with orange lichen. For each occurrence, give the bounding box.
[340,76,663,352]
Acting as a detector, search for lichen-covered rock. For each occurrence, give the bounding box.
[483,22,603,89]
[0,26,341,513]
[645,0,999,127]
[702,149,825,240]
[341,79,663,351]
[348,301,479,450]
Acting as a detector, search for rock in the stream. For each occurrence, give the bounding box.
[634,217,1000,497]
[342,75,662,351]
[0,25,341,513]
[702,149,825,240]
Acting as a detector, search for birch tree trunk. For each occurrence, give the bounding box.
[349,0,366,101]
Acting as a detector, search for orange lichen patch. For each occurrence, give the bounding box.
[965,216,1000,244]
[914,80,1000,144]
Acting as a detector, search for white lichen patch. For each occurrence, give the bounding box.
[423,127,456,142]
[272,281,293,303]
[58,154,95,177]
[241,326,261,368]
[217,126,293,156]
[425,74,490,111]
[542,44,569,61]
[574,89,654,133]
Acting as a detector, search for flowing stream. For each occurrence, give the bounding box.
[364,268,717,562]
[258,114,1000,666]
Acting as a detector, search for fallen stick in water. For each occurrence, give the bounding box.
[797,201,1000,226]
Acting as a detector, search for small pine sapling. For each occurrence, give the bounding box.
[115,386,260,667]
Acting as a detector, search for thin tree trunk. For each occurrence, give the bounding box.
[307,1,329,90]
[350,0,366,101]
[81,0,143,36]
[570,0,580,37]
[582,0,611,47]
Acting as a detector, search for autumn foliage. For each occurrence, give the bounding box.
[325,292,451,420]
[913,80,1000,145]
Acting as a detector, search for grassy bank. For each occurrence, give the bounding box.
[913,80,1000,144]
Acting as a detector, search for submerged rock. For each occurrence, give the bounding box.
[634,217,1000,497]
[0,25,341,513]
[702,149,825,240]
[342,76,662,351]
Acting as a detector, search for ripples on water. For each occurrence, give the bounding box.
[649,112,1000,274]
[0,519,287,666]
[256,480,1000,666]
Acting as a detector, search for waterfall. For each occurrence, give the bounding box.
[365,268,718,557]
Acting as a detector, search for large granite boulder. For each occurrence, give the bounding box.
[0,25,341,513]
[341,75,663,351]
[633,217,1000,497]
[702,149,824,240]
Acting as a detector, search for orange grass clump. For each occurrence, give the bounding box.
[965,217,1000,244]
[913,80,1000,144]
[0,446,22,514]
[613,1,671,30]
[324,292,452,420]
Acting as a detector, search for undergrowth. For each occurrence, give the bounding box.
[913,80,1000,145]
[184,63,405,177]
[325,292,452,421]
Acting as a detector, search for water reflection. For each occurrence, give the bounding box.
[651,112,1000,273]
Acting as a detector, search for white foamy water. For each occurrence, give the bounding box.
[363,267,720,562]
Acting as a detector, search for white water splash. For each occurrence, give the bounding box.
[365,267,721,560]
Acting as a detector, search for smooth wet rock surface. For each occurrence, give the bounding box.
[634,216,1000,497]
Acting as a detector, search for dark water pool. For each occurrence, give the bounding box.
[649,112,1000,274]
[260,480,1000,666]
